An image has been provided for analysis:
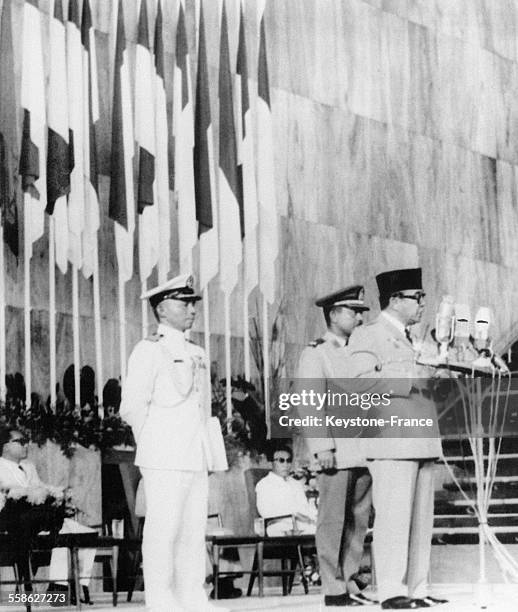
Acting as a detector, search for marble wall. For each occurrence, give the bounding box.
[3,0,518,395]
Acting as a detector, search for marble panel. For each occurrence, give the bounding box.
[343,0,385,124]
[383,0,483,51]
[495,160,518,268]
[479,0,518,63]
[267,0,316,101]
[494,54,518,165]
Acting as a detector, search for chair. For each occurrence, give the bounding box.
[91,522,120,606]
[126,478,146,603]
[244,468,314,596]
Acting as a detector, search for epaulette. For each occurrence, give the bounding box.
[144,333,162,342]
[308,338,325,347]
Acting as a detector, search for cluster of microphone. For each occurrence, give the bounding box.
[434,296,508,373]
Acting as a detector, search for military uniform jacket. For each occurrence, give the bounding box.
[120,323,212,471]
[347,313,442,460]
[296,330,366,469]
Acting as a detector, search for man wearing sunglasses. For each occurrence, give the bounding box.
[0,426,96,603]
[297,285,374,607]
[255,446,317,536]
[347,268,446,610]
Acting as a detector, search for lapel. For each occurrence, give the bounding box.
[377,314,414,350]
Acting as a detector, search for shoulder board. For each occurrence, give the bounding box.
[308,338,325,347]
[144,333,162,343]
[186,337,196,345]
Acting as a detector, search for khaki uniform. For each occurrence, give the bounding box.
[297,331,372,596]
[347,313,441,601]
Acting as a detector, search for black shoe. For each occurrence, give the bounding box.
[381,596,427,609]
[81,586,93,605]
[209,578,242,600]
[47,583,68,607]
[324,593,366,606]
[413,596,448,607]
[423,596,448,606]
[349,592,378,605]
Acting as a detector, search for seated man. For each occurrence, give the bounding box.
[0,427,96,603]
[255,446,317,536]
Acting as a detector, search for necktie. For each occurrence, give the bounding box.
[405,328,413,345]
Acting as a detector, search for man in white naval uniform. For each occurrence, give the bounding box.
[120,274,226,612]
[296,285,375,607]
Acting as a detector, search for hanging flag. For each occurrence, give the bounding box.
[81,0,100,280]
[67,0,85,268]
[109,0,135,283]
[19,0,46,256]
[135,0,158,282]
[47,0,70,274]
[218,0,242,295]
[194,0,218,289]
[0,0,19,257]
[173,0,197,274]
[257,0,278,304]
[154,0,170,283]
[236,0,258,296]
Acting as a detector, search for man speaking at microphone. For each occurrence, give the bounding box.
[120,274,227,612]
[347,268,447,610]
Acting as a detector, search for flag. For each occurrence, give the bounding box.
[81,0,100,279]
[0,0,19,257]
[109,0,135,283]
[194,0,218,289]
[19,0,46,255]
[67,0,85,268]
[47,0,70,274]
[236,0,258,295]
[173,0,197,274]
[154,0,170,283]
[257,0,278,304]
[135,0,158,281]
[218,0,242,295]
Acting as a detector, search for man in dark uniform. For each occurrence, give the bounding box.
[347,268,448,610]
[297,286,375,607]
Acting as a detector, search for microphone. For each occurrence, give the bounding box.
[453,304,471,350]
[435,295,455,360]
[435,296,455,342]
[473,307,491,352]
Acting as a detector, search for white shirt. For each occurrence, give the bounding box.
[0,457,43,490]
[255,472,317,536]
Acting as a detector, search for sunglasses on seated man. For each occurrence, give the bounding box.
[10,436,29,446]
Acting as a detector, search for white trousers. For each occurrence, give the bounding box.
[369,460,435,602]
[141,468,209,612]
[50,518,97,587]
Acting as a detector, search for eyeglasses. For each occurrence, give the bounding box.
[273,457,292,464]
[10,438,29,446]
[395,292,426,305]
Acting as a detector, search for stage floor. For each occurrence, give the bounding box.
[19,584,513,611]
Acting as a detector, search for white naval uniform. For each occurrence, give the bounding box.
[0,457,96,586]
[120,323,218,612]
